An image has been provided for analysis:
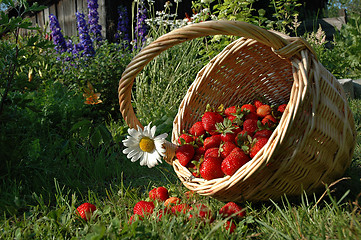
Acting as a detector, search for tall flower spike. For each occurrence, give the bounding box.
[122,123,168,168]
[49,14,67,53]
[87,0,102,43]
[115,5,131,48]
[76,12,95,57]
[134,2,148,50]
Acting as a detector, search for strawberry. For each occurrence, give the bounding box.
[171,203,190,215]
[244,112,258,121]
[221,147,250,176]
[76,203,96,221]
[128,214,140,224]
[243,119,258,134]
[200,157,224,180]
[277,103,287,113]
[261,114,277,127]
[164,197,181,207]
[219,202,246,218]
[189,203,213,221]
[189,121,206,137]
[249,137,269,158]
[253,129,273,139]
[195,146,206,156]
[184,191,195,199]
[240,104,256,113]
[202,111,224,135]
[149,186,169,202]
[133,201,155,217]
[220,141,237,159]
[204,147,221,159]
[256,104,271,118]
[156,208,171,220]
[225,220,237,233]
[178,133,194,145]
[224,106,237,117]
[221,132,236,143]
[176,144,195,166]
[203,134,222,149]
[254,99,263,108]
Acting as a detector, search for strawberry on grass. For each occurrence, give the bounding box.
[133,201,155,218]
[188,203,214,222]
[149,186,169,202]
[219,202,246,219]
[76,202,96,221]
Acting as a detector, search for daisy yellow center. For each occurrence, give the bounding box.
[139,137,155,153]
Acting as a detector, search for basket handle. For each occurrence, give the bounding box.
[118,20,315,163]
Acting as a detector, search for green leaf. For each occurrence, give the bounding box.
[90,127,102,148]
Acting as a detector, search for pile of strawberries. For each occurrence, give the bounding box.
[129,186,246,233]
[75,187,246,233]
[175,100,287,180]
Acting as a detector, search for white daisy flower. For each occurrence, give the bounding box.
[122,123,168,168]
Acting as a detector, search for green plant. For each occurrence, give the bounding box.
[0,0,49,118]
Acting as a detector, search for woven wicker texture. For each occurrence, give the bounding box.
[118,21,356,202]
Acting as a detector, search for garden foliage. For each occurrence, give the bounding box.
[0,0,361,238]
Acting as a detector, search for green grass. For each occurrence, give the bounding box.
[0,98,360,239]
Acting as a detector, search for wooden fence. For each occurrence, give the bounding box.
[12,1,347,42]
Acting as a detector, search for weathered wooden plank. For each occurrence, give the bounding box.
[49,4,56,16]
[37,10,45,31]
[43,7,50,33]
[62,0,77,37]
[98,0,106,38]
[57,1,66,35]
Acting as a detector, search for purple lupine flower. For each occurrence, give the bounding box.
[49,14,67,53]
[115,5,131,47]
[87,0,102,43]
[76,12,95,57]
[134,2,148,50]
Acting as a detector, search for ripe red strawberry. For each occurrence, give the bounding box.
[189,203,213,221]
[178,133,194,145]
[243,119,258,134]
[204,147,220,159]
[253,129,273,139]
[220,141,237,159]
[171,203,190,215]
[202,111,224,135]
[221,132,236,143]
[221,147,250,176]
[240,104,256,113]
[225,220,237,233]
[256,104,271,118]
[204,134,222,149]
[189,121,206,137]
[195,146,206,156]
[254,99,263,108]
[76,203,96,221]
[244,112,258,120]
[200,157,224,180]
[133,201,155,217]
[156,208,171,220]
[164,197,181,207]
[128,214,140,224]
[176,144,195,166]
[149,186,169,202]
[249,137,269,158]
[225,106,237,117]
[219,202,246,218]
[261,114,277,127]
[277,103,287,113]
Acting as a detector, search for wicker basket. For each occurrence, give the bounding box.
[118,21,356,203]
